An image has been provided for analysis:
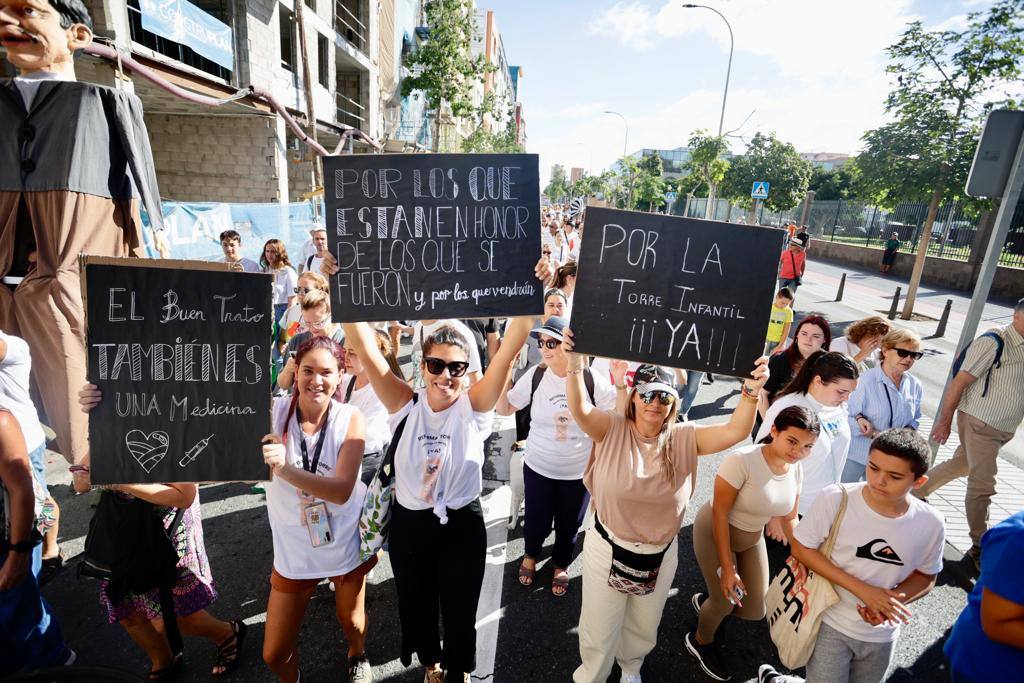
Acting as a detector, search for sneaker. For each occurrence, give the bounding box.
[424,669,444,683]
[621,673,642,683]
[685,630,731,681]
[691,592,706,616]
[758,664,802,683]
[966,545,982,573]
[348,655,372,683]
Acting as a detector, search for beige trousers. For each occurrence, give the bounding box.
[0,191,143,463]
[692,503,770,643]
[573,528,678,682]
[919,410,1014,547]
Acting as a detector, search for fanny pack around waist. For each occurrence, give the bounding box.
[594,517,672,597]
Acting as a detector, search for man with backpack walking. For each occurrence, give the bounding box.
[919,298,1024,570]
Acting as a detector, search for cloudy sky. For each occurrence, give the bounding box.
[481,0,992,186]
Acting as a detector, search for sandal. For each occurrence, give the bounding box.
[551,572,569,598]
[38,553,64,587]
[212,620,247,677]
[517,561,535,587]
[148,652,183,681]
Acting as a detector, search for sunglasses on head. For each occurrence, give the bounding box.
[294,286,314,295]
[639,390,676,406]
[537,338,560,349]
[423,356,470,378]
[893,348,924,360]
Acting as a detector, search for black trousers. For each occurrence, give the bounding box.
[389,499,486,674]
[523,463,589,568]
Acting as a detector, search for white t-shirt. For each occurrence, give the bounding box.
[218,256,261,273]
[713,444,803,532]
[265,397,366,579]
[756,392,851,516]
[341,377,391,455]
[411,320,483,374]
[506,366,616,480]
[830,337,880,368]
[794,483,945,643]
[0,333,45,452]
[265,265,298,306]
[302,254,325,275]
[388,390,492,522]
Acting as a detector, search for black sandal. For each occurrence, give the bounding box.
[212,620,247,677]
[148,651,183,681]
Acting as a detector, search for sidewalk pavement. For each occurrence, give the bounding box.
[799,256,1023,557]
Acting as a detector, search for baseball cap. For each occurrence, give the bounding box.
[632,364,678,398]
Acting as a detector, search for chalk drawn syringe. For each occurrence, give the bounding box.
[179,435,214,467]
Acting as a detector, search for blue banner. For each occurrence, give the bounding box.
[139,0,234,71]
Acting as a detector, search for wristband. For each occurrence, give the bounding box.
[615,383,627,390]
[567,369,583,376]
[741,393,759,404]
[6,537,41,553]
[741,384,759,399]
[69,464,90,474]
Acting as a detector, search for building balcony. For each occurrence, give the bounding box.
[335,0,368,53]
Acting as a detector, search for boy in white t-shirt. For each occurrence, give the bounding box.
[759,428,945,683]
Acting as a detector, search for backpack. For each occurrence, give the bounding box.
[951,331,1005,398]
[514,366,595,442]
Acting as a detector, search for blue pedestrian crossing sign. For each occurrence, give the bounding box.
[751,181,770,199]
[665,191,677,203]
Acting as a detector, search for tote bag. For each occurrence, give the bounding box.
[357,396,414,561]
[765,487,849,669]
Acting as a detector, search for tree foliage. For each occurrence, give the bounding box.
[461,100,523,153]
[853,0,1023,209]
[545,165,569,201]
[634,151,667,211]
[721,132,812,212]
[682,130,730,203]
[808,166,856,201]
[570,170,614,201]
[400,0,489,120]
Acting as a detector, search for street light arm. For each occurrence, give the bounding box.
[682,4,734,138]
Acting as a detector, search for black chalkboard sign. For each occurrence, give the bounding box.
[570,208,786,377]
[323,153,543,321]
[83,257,273,484]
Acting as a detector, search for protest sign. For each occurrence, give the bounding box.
[82,257,272,484]
[570,208,786,377]
[323,153,542,321]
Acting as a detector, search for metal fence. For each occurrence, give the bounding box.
[674,196,1024,269]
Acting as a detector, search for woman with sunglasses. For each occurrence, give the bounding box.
[513,288,569,382]
[278,290,345,392]
[755,351,858,540]
[841,328,923,483]
[338,261,548,683]
[497,316,616,597]
[561,331,768,683]
[278,271,329,358]
[686,406,820,681]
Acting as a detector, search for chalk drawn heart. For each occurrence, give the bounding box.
[125,430,169,473]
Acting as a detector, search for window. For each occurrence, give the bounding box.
[317,34,329,88]
[305,0,316,8]
[279,5,295,71]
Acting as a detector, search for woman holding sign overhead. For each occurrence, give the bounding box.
[561,330,769,683]
[338,259,550,683]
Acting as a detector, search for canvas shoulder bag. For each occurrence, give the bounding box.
[358,394,415,561]
[765,486,849,669]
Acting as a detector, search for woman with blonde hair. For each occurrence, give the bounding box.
[830,315,891,370]
[278,271,330,358]
[562,329,768,683]
[278,290,345,392]
[842,327,924,482]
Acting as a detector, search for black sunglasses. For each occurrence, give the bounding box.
[639,391,676,406]
[293,286,314,295]
[893,348,924,360]
[423,356,470,378]
[536,339,560,349]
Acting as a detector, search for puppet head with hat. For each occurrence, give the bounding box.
[1,0,93,78]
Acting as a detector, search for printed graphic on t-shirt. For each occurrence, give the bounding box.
[856,538,904,566]
[417,432,450,503]
[820,415,844,438]
[554,409,571,441]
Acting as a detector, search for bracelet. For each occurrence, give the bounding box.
[740,393,759,404]
[615,383,627,390]
[741,384,759,399]
[69,464,90,474]
[567,368,583,376]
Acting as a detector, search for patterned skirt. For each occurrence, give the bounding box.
[99,492,218,624]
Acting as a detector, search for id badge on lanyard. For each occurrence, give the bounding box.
[296,405,333,547]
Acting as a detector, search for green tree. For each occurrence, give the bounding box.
[808,166,855,201]
[545,165,569,201]
[721,132,812,213]
[461,101,524,153]
[854,0,1023,317]
[682,130,730,217]
[400,0,489,150]
[609,156,642,210]
[570,170,614,201]
[634,151,667,211]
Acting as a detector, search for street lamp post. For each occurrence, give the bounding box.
[604,110,631,207]
[683,3,733,219]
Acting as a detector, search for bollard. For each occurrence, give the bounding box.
[835,273,847,302]
[934,299,953,338]
[887,286,902,320]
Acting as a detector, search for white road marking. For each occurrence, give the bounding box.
[474,484,512,679]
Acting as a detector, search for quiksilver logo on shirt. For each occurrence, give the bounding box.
[855,539,904,566]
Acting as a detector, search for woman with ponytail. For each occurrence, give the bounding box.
[549,262,578,318]
[561,330,769,683]
[685,407,820,681]
[260,336,374,683]
[755,351,858,529]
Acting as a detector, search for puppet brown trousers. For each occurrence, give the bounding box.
[0,190,143,463]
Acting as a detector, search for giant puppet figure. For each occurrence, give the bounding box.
[0,0,169,463]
